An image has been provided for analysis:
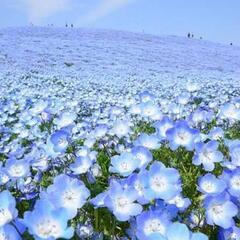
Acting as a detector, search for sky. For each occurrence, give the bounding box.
[0,0,240,44]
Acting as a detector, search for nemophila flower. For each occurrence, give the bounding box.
[154,116,174,139]
[131,146,153,169]
[40,174,90,218]
[134,133,161,150]
[23,199,74,239]
[136,210,171,240]
[49,129,70,153]
[218,226,240,240]
[228,140,240,167]
[198,174,226,196]
[5,157,30,179]
[139,101,161,119]
[0,224,21,240]
[153,200,179,220]
[166,222,208,240]
[219,103,240,121]
[193,140,223,171]
[104,180,142,221]
[111,120,131,138]
[204,193,238,229]
[223,168,240,198]
[166,120,199,151]
[208,127,224,141]
[126,171,154,204]
[70,156,93,174]
[54,111,76,128]
[148,161,181,201]
[110,152,139,177]
[0,190,18,227]
[167,194,191,212]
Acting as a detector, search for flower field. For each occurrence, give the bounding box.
[0,28,240,239]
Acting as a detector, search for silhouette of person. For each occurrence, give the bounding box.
[65,23,68,28]
[71,24,73,28]
[187,33,191,38]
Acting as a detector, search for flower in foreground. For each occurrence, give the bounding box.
[204,193,238,229]
[110,152,139,177]
[40,174,90,218]
[166,120,199,151]
[104,180,142,221]
[23,200,74,239]
[0,190,18,227]
[148,161,181,201]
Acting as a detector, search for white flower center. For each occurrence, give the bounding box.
[36,218,61,238]
[9,165,25,177]
[231,176,240,189]
[202,181,215,193]
[115,197,129,212]
[211,204,224,216]
[144,219,165,235]
[151,176,167,192]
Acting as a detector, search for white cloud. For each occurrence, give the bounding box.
[20,0,72,23]
[78,0,134,25]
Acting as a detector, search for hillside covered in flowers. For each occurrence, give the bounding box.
[0,27,240,239]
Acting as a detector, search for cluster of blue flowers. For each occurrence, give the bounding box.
[0,83,240,239]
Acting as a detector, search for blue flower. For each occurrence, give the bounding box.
[136,210,171,240]
[0,224,21,240]
[224,168,240,198]
[126,170,154,204]
[147,162,181,201]
[166,194,191,212]
[111,120,131,138]
[229,140,240,167]
[0,190,18,227]
[166,120,199,151]
[23,199,74,239]
[204,193,238,229]
[131,146,153,169]
[198,174,226,196]
[166,222,208,240]
[70,156,93,174]
[5,157,30,180]
[49,129,70,153]
[134,133,161,150]
[109,152,139,177]
[154,116,174,139]
[40,174,90,218]
[54,111,76,128]
[193,140,223,171]
[104,180,142,221]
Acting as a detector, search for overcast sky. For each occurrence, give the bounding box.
[1,0,240,44]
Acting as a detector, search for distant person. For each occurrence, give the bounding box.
[200,36,203,40]
[187,33,191,38]
[230,43,233,46]
[191,34,194,38]
[65,23,68,28]
[71,24,74,28]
